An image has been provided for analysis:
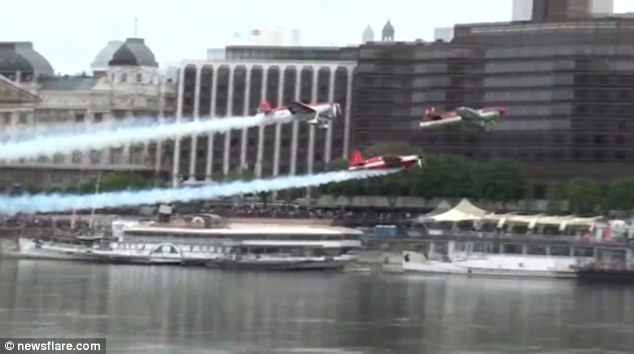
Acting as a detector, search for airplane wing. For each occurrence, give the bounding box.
[287,101,316,115]
[454,107,484,120]
[419,116,462,128]
[288,101,332,128]
[381,155,403,168]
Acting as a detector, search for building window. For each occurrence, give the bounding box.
[137,73,143,83]
[94,113,103,123]
[615,151,626,160]
[2,112,11,125]
[90,150,101,164]
[615,136,625,145]
[53,154,64,164]
[113,110,126,121]
[111,148,123,164]
[131,146,144,164]
[75,112,85,123]
[19,113,28,124]
[72,152,83,164]
[121,73,127,83]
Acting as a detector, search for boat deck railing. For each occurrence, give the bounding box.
[369,229,632,247]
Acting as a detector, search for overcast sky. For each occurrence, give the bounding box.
[3,0,634,74]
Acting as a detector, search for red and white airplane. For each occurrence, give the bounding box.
[348,149,423,171]
[256,100,341,129]
[419,106,507,132]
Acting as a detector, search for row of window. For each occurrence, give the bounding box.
[108,71,160,85]
[25,147,153,166]
[1,112,31,125]
[123,231,360,240]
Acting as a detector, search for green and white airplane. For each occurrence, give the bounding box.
[420,106,507,132]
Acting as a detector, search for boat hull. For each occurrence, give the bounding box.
[402,251,578,279]
[1,239,97,262]
[208,259,349,271]
[576,269,634,282]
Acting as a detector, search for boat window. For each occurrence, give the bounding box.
[526,245,547,255]
[341,247,358,255]
[472,242,491,253]
[122,230,361,241]
[549,245,570,256]
[502,244,523,254]
[573,247,594,257]
[324,248,339,257]
[434,242,449,256]
[597,248,627,262]
[454,242,468,252]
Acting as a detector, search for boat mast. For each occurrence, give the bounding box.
[89,172,102,233]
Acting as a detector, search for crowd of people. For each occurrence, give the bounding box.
[175,202,417,227]
[0,202,421,230]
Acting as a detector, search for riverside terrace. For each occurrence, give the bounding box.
[402,199,626,240]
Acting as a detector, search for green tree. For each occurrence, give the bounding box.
[321,141,530,203]
[223,168,255,182]
[547,182,567,213]
[473,159,527,202]
[564,178,602,214]
[604,178,634,212]
[73,171,152,194]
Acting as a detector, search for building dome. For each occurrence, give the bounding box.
[108,38,158,67]
[0,42,54,79]
[362,25,375,43]
[382,19,395,41]
[91,40,124,71]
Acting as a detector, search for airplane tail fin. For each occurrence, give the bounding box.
[423,107,436,120]
[257,100,272,113]
[349,149,364,167]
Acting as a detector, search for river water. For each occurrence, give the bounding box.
[0,259,633,354]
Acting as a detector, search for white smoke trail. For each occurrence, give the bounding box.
[0,117,160,143]
[0,169,398,215]
[0,115,295,161]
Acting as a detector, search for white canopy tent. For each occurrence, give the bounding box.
[409,200,452,223]
[420,199,488,223]
[411,199,603,234]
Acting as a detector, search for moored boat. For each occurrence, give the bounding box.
[401,232,633,279]
[5,205,363,270]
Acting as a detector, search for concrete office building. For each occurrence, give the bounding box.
[353,16,634,197]
[592,0,614,15]
[514,0,613,21]
[172,47,356,187]
[512,0,533,21]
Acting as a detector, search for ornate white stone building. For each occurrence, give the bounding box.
[0,39,176,190]
[173,53,356,187]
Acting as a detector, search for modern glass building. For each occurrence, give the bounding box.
[353,17,634,197]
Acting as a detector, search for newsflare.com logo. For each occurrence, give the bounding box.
[1,338,106,353]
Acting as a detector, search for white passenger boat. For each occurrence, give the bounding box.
[6,207,363,270]
[401,233,630,279]
[3,237,99,262]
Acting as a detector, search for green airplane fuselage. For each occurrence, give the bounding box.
[455,108,502,124]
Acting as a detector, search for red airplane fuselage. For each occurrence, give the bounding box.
[348,150,423,171]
